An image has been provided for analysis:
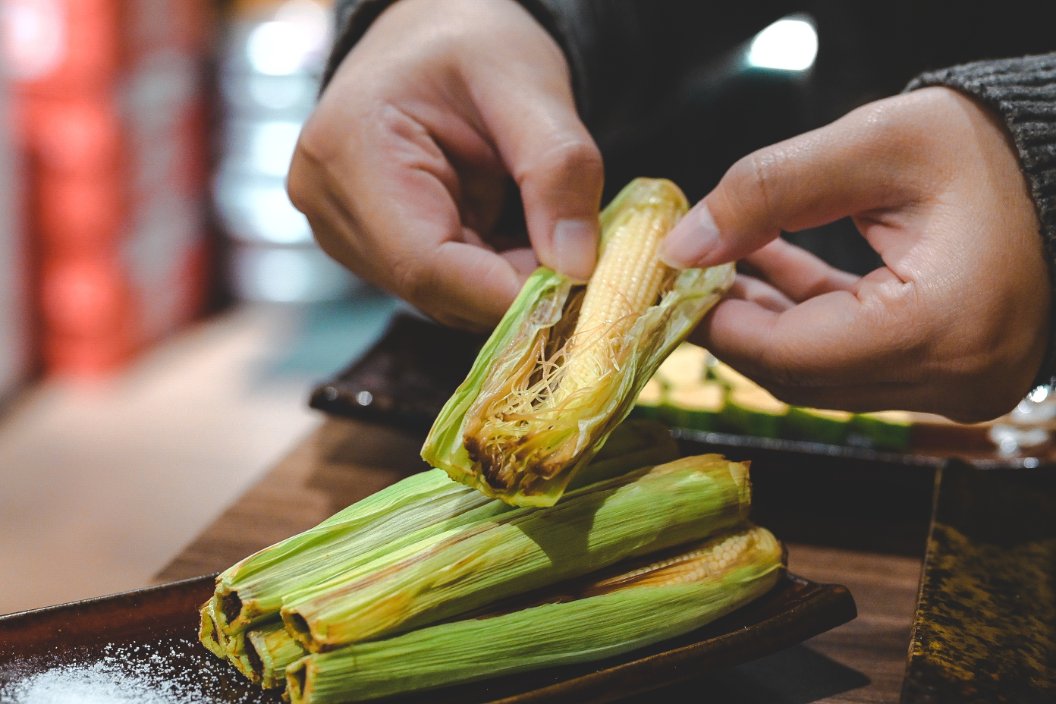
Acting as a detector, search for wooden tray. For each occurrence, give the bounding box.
[0,572,855,703]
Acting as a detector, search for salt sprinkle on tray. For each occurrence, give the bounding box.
[0,638,276,704]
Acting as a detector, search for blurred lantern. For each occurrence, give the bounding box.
[0,66,31,395]
[1,0,213,376]
[746,15,819,73]
[215,0,359,302]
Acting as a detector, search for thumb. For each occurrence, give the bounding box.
[479,87,604,281]
[661,116,901,268]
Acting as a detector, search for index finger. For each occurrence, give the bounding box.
[663,93,936,269]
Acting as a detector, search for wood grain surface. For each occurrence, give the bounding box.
[157,419,925,703]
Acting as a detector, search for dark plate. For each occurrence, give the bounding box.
[308,312,485,432]
[0,572,855,703]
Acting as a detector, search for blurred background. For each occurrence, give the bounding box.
[0,1,1051,614]
[0,0,400,614]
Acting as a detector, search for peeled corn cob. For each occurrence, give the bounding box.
[215,420,678,636]
[280,454,751,652]
[423,178,734,506]
[285,525,783,703]
[549,184,676,400]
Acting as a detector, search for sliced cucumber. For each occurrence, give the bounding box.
[851,411,913,450]
[785,407,854,444]
[662,382,726,431]
[723,386,788,438]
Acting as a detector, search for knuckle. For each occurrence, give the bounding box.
[391,255,430,307]
[554,139,603,174]
[286,119,334,214]
[726,149,782,218]
[296,112,335,164]
[848,97,932,163]
[520,137,602,187]
[285,158,311,214]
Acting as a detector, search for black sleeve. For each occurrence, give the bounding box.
[322,1,791,148]
[908,54,1056,387]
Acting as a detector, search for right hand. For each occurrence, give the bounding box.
[662,88,1049,422]
[287,0,603,330]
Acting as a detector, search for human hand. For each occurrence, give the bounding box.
[287,0,603,330]
[661,87,1049,422]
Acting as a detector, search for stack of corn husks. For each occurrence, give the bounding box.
[200,179,784,701]
[199,422,784,702]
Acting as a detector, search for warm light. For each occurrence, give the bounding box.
[247,120,303,177]
[1,0,66,81]
[214,173,312,245]
[747,17,818,72]
[246,21,307,76]
[246,248,316,302]
[244,0,331,77]
[230,246,354,302]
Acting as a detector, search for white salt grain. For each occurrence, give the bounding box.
[4,662,191,704]
[0,638,251,704]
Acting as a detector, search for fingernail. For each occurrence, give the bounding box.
[661,203,720,268]
[552,219,597,281]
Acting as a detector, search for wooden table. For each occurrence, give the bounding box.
[158,418,924,703]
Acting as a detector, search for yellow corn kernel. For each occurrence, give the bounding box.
[556,195,680,398]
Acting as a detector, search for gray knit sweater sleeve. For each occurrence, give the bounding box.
[908,54,1056,386]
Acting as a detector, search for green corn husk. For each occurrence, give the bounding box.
[245,621,309,689]
[224,629,257,683]
[281,454,751,652]
[214,420,677,635]
[286,525,783,703]
[198,598,227,660]
[422,178,735,507]
[215,468,465,634]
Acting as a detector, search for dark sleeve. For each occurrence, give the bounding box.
[322,1,791,147]
[907,54,1056,387]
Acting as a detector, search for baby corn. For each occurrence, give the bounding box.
[423,178,734,506]
[280,454,750,652]
[286,525,783,703]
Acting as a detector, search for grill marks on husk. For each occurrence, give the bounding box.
[464,289,587,492]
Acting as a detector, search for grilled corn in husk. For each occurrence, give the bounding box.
[422,178,734,507]
[281,454,751,651]
[199,447,784,701]
[286,525,783,703]
[216,420,678,636]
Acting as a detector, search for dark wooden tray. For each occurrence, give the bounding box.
[0,572,855,703]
